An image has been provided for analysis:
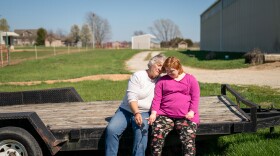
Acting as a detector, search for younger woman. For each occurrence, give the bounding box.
[148,56,200,156]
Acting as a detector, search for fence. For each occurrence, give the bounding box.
[0,46,89,68]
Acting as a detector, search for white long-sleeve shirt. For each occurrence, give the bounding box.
[120,70,157,113]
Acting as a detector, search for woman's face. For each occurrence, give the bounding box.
[150,61,163,78]
[165,67,179,79]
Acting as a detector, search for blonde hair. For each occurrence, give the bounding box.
[162,56,184,74]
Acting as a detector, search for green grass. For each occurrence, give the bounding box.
[9,46,89,60]
[0,80,128,101]
[197,127,280,156]
[218,127,280,156]
[164,50,250,69]
[0,49,139,82]
[144,52,152,61]
[0,82,279,108]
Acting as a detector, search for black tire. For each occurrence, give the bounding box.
[0,126,43,156]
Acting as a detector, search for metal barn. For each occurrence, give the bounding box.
[131,34,160,49]
[200,0,280,53]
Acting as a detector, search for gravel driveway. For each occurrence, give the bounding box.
[126,51,280,89]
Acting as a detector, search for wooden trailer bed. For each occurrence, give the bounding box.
[0,95,249,130]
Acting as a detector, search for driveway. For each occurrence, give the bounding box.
[126,51,280,89]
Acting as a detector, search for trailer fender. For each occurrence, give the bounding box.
[0,112,67,155]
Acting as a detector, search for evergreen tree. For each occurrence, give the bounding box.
[36,28,47,46]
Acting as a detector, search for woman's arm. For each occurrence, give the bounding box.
[130,101,143,126]
[151,80,163,112]
[127,72,144,126]
[148,80,163,125]
[189,76,200,115]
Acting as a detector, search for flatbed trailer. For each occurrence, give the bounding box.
[0,84,279,155]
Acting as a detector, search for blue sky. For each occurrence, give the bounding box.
[0,0,215,42]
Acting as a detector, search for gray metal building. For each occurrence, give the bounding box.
[200,0,280,53]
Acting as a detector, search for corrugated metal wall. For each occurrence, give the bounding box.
[201,0,280,53]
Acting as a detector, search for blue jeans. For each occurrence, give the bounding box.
[105,107,150,156]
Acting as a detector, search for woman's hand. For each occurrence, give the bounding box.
[134,113,143,127]
[185,110,194,119]
[147,111,157,125]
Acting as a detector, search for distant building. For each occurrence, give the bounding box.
[201,0,280,53]
[0,31,19,50]
[102,41,130,49]
[0,32,4,45]
[112,41,121,49]
[103,42,112,48]
[14,29,37,46]
[45,38,65,47]
[132,34,160,49]
[178,41,188,49]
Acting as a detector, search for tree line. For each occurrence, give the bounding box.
[1,13,193,48]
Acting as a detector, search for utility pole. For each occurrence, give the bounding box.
[6,31,10,65]
[0,31,3,67]
[0,15,3,66]
[92,13,95,49]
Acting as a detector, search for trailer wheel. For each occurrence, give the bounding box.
[0,126,43,156]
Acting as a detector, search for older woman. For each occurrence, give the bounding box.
[105,54,166,156]
[148,56,200,156]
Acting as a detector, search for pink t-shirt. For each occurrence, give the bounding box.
[151,74,200,124]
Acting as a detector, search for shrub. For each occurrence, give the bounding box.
[244,48,264,65]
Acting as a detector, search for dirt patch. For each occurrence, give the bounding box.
[247,62,280,70]
[0,74,131,86]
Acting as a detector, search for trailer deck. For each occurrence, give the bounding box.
[0,96,248,130]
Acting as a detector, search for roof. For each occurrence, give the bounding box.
[178,41,188,44]
[151,38,160,44]
[132,34,156,39]
[1,32,19,37]
[200,0,221,17]
[14,29,38,34]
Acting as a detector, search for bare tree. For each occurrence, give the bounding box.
[70,24,80,44]
[80,24,92,47]
[149,19,182,43]
[27,30,37,45]
[86,12,111,48]
[46,30,56,46]
[133,30,145,36]
[56,29,67,39]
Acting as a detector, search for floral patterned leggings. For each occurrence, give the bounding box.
[150,115,197,156]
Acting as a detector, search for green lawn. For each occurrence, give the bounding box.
[0,49,139,82]
[164,50,250,69]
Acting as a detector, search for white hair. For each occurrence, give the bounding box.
[148,53,166,68]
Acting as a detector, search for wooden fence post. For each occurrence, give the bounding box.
[35,45,37,60]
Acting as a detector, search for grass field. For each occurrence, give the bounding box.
[165,50,249,69]
[0,48,139,82]
[0,47,279,155]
